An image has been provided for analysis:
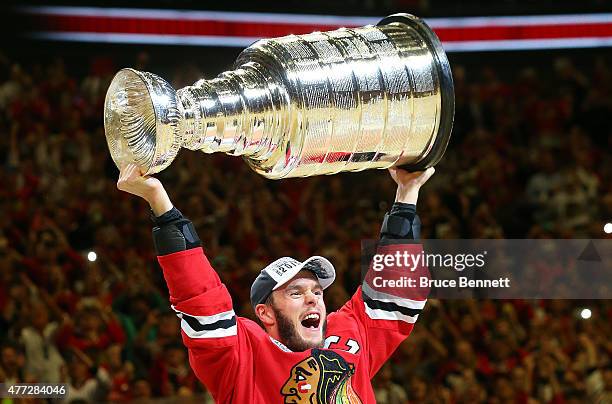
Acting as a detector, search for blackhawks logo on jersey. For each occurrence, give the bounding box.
[280,349,362,403]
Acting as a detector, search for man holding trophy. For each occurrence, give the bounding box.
[106,13,453,403]
[117,162,433,403]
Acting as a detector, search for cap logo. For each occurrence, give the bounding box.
[267,258,300,281]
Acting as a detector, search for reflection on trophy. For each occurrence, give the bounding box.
[104,13,454,179]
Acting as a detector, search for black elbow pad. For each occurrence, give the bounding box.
[380,213,421,239]
[153,219,201,255]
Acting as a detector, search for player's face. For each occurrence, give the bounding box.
[272,270,327,351]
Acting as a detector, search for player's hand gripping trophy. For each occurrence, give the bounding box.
[104,14,454,179]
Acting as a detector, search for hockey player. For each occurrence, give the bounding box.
[117,163,434,403]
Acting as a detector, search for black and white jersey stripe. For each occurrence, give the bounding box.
[361,283,426,324]
[172,306,237,339]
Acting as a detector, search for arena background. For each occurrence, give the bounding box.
[0,0,610,402]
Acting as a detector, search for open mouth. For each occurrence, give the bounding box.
[300,313,321,330]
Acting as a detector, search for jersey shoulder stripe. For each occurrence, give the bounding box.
[361,283,426,310]
[363,305,420,324]
[362,295,422,318]
[361,286,426,324]
[172,307,238,339]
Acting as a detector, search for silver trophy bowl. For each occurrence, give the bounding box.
[104,13,454,179]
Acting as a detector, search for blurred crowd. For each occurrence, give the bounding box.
[0,48,610,404]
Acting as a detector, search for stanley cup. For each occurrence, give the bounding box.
[104,13,454,179]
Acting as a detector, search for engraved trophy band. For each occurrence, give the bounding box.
[104,13,454,179]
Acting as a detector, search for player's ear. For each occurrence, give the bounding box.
[255,303,275,327]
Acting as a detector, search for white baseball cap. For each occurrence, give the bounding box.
[250,256,336,307]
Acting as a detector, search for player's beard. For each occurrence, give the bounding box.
[272,305,327,352]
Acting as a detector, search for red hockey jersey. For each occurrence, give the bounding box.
[158,247,426,403]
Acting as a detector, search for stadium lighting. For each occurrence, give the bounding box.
[604,223,612,234]
[17,6,612,51]
[580,308,592,320]
[87,251,97,262]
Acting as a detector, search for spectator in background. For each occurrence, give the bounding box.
[0,342,29,385]
[102,343,135,402]
[149,342,197,397]
[373,363,408,404]
[61,347,111,403]
[131,378,153,403]
[56,302,126,358]
[20,300,65,383]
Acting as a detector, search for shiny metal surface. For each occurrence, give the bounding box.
[104,13,454,178]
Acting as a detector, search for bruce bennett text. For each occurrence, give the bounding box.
[372,276,511,288]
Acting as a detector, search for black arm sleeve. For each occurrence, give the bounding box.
[379,202,421,242]
[151,207,202,255]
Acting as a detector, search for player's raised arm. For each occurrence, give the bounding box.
[380,166,435,242]
[330,167,435,378]
[116,164,239,400]
[117,163,226,304]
